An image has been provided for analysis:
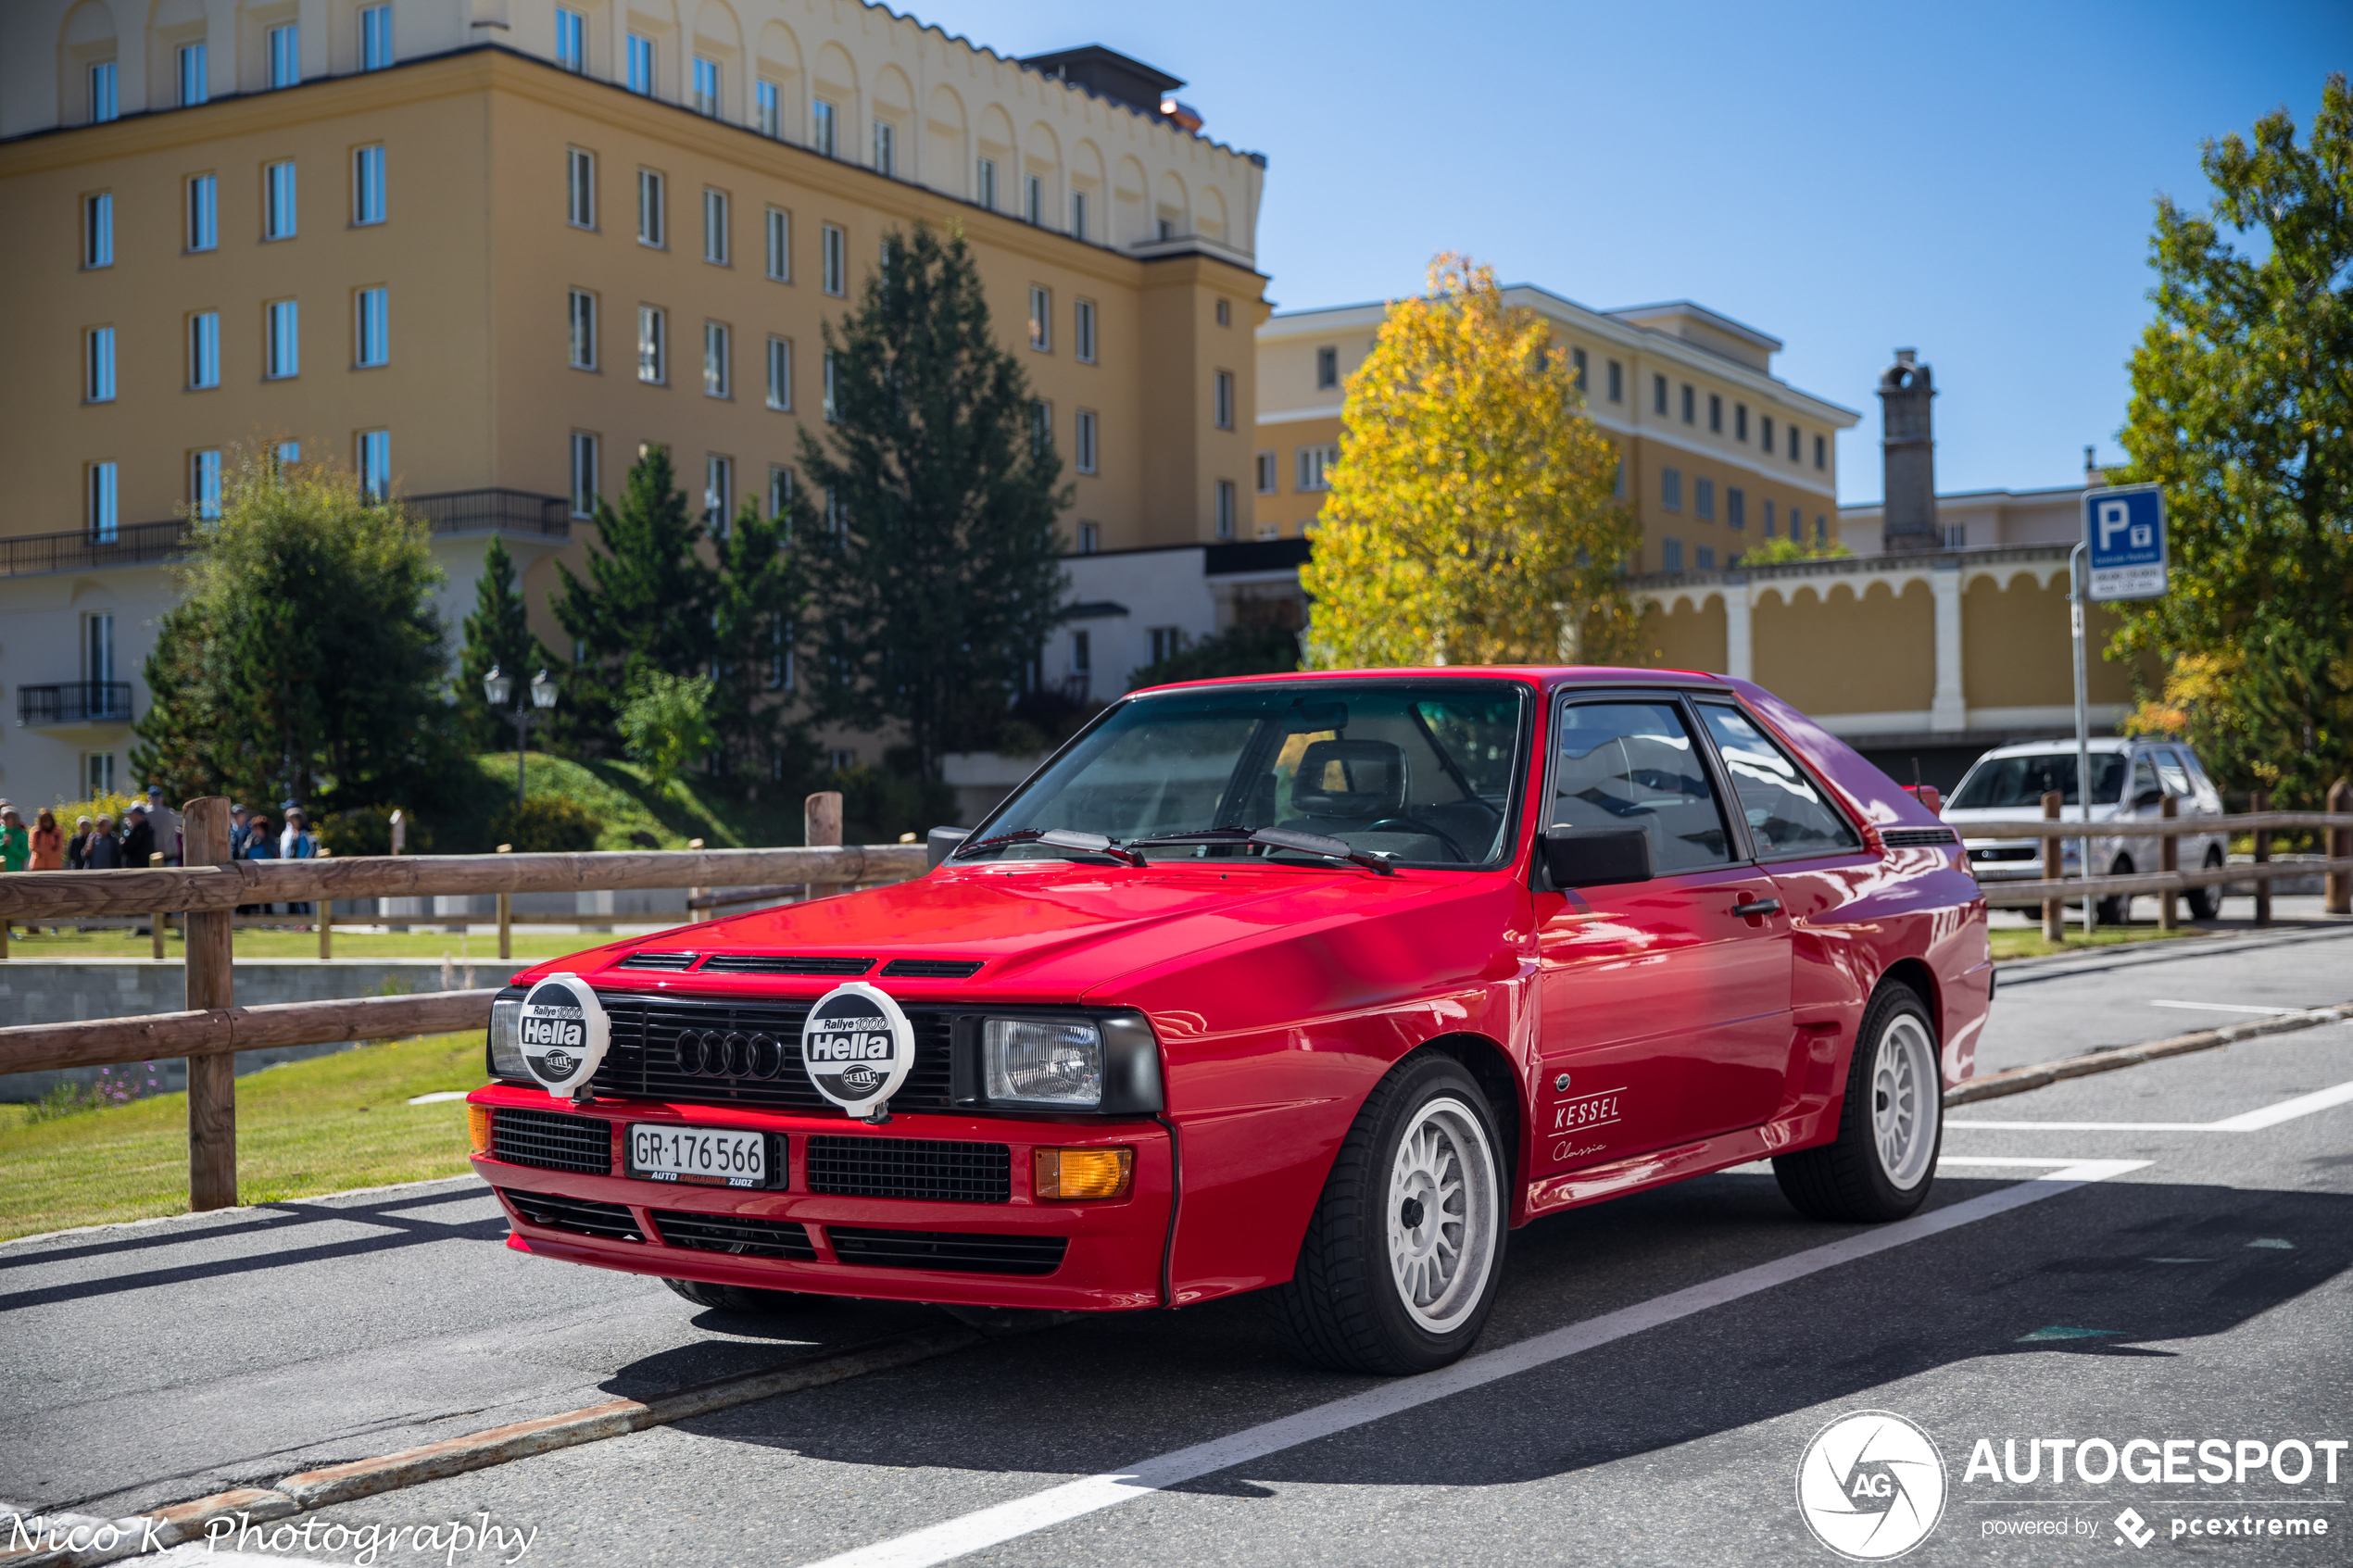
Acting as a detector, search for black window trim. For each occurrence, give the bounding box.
[1688,697,1866,863]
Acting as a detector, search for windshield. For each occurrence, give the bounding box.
[962,680,1529,869]
[1950,752,2129,809]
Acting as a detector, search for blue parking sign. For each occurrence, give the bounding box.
[2083,484,2167,600]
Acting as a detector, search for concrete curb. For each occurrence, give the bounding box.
[1945,1002,2353,1107]
[1990,921,2353,985]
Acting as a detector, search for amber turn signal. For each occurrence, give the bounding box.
[468,1104,493,1157]
[1033,1145,1133,1201]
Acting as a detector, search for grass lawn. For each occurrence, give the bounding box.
[1990,923,2205,961]
[0,1032,487,1242]
[2,925,647,962]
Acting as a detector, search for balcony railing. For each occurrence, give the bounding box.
[18,682,133,726]
[0,520,193,579]
[406,489,571,537]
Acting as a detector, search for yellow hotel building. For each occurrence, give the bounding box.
[0,0,1267,808]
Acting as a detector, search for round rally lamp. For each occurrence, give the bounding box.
[516,973,610,1101]
[800,981,914,1122]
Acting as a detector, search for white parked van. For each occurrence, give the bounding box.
[1944,737,2230,923]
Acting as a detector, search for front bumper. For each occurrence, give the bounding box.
[467,1084,1172,1311]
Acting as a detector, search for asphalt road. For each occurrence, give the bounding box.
[6,935,2351,1567]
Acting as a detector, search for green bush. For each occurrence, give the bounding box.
[1129,623,1300,688]
[827,764,957,845]
[489,795,601,853]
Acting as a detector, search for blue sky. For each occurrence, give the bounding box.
[932,0,2345,504]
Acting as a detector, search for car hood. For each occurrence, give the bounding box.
[1944,803,2122,834]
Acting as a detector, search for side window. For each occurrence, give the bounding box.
[1694,705,1860,859]
[2151,748,2193,797]
[1549,701,1730,873]
[2130,757,2162,806]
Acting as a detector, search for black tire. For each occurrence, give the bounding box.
[1774,985,1943,1223]
[662,1276,811,1313]
[2095,857,2133,927]
[1268,1052,1508,1374]
[2187,847,2224,921]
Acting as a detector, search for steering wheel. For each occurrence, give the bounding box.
[1364,817,1471,861]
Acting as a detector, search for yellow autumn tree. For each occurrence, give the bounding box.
[1300,254,1642,669]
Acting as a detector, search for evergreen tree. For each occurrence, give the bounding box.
[709,493,815,796]
[795,221,1068,780]
[457,535,553,752]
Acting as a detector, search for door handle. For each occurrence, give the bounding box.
[1732,898,1781,919]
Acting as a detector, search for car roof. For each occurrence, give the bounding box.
[1129,665,1731,697]
[1971,737,2151,761]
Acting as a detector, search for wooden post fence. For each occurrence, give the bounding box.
[2252,789,2271,928]
[806,791,844,902]
[2330,780,2352,917]
[183,798,237,1210]
[2040,791,2065,943]
[149,851,167,960]
[2158,795,2179,931]
[497,843,513,960]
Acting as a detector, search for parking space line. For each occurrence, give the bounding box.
[2147,999,2304,1016]
[800,1159,2148,1568]
[1948,1076,2353,1133]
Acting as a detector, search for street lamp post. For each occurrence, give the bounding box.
[484,665,559,812]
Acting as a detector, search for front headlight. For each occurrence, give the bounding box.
[984,1018,1103,1107]
[488,997,527,1078]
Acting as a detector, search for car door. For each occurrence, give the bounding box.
[1533,696,1794,1174]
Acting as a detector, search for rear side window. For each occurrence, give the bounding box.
[2150,748,2193,797]
[1694,705,1859,859]
[1549,701,1730,873]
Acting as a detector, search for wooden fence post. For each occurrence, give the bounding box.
[497,843,513,960]
[686,838,708,922]
[2329,779,2352,917]
[149,850,167,960]
[317,846,333,959]
[806,792,844,902]
[2040,791,2065,944]
[2158,795,2179,931]
[183,797,237,1211]
[2251,789,2271,928]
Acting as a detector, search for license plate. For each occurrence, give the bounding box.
[626,1124,778,1188]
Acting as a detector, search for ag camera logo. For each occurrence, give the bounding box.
[1797,1411,1947,1560]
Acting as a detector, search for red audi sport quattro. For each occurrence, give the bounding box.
[469,668,1988,1374]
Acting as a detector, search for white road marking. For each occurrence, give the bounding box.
[801,1158,2147,1568]
[1949,1076,2353,1133]
[2147,999,2305,1016]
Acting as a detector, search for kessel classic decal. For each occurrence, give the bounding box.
[800,981,914,1119]
[518,973,611,1100]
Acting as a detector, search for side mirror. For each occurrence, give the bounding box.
[1541,825,1654,888]
[926,825,971,869]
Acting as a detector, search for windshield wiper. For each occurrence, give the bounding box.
[1123,826,1396,876]
[952,828,1144,866]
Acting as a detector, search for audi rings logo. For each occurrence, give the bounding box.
[1796,1411,1947,1560]
[671,1028,789,1081]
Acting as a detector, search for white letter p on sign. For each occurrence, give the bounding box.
[2097,499,2132,551]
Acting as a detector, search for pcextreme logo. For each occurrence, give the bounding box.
[1796,1411,1949,1561]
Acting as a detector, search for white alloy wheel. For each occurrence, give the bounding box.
[1385,1095,1500,1334]
[1871,1012,1939,1191]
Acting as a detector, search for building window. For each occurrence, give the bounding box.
[1943,522,1968,549]
[90,60,119,123]
[1736,404,1750,442]
[1070,189,1088,240]
[353,144,385,225]
[636,305,665,383]
[703,455,732,533]
[189,311,220,388]
[1214,369,1234,430]
[179,42,208,106]
[1296,443,1337,492]
[1815,514,1827,544]
[1071,630,1090,677]
[274,440,299,467]
[1030,400,1051,453]
[767,621,793,693]
[358,429,390,497]
[702,188,728,264]
[821,223,845,295]
[264,160,296,239]
[83,750,118,796]
[84,613,117,690]
[692,56,720,117]
[1076,408,1098,474]
[1571,346,1589,393]
[1027,285,1050,351]
[1024,173,1042,225]
[1763,499,1777,538]
[1653,373,1667,415]
[812,99,837,157]
[269,23,299,88]
[1695,477,1716,521]
[356,286,388,367]
[637,169,664,246]
[1150,626,1182,663]
[702,322,729,397]
[1707,394,1722,433]
[85,327,116,403]
[567,148,595,228]
[84,192,113,267]
[1759,414,1774,453]
[767,466,792,519]
[266,298,299,378]
[1788,424,1801,461]
[555,8,585,71]
[1255,450,1277,494]
[1315,345,1338,391]
[1726,486,1744,530]
[1662,537,1682,572]
[763,207,790,281]
[1815,433,1827,470]
[1660,467,1682,511]
[752,79,782,138]
[191,449,222,519]
[1613,451,1627,498]
[570,432,599,516]
[1076,521,1100,554]
[1214,479,1236,540]
[1074,297,1096,364]
[873,119,895,177]
[1695,546,1715,571]
[1606,359,1623,403]
[1215,298,1232,327]
[1680,384,1695,424]
[626,33,655,95]
[976,157,997,210]
[823,350,838,420]
[360,5,392,69]
[765,335,791,409]
[88,462,120,542]
[568,289,597,369]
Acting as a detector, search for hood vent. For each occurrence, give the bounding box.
[699,954,875,976]
[617,952,698,971]
[881,959,986,979]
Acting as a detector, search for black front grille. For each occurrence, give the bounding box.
[618,951,698,971]
[500,1188,642,1241]
[591,995,953,1115]
[652,1210,818,1260]
[1970,846,2039,862]
[826,1226,1066,1275]
[699,955,874,975]
[881,959,985,979]
[806,1135,1011,1203]
[1883,828,1958,847]
[492,1108,613,1174]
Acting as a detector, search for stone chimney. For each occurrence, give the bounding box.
[1879,348,1939,552]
